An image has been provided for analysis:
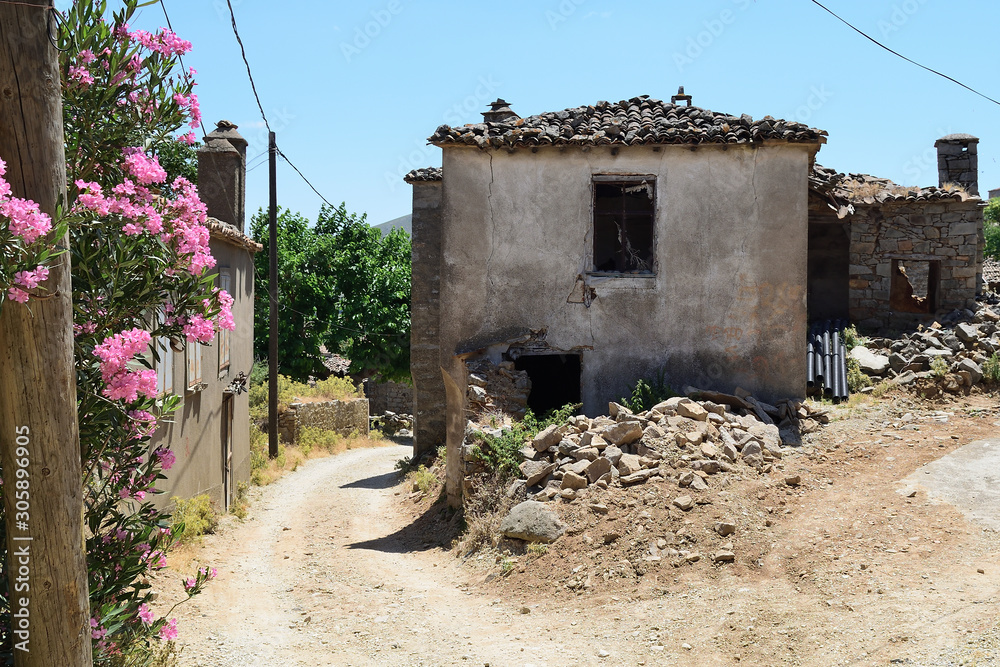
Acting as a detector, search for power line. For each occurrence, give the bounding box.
[224,0,271,132]
[276,148,334,209]
[810,0,1000,107]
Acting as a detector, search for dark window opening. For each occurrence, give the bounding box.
[890,259,939,314]
[592,179,655,274]
[514,354,581,416]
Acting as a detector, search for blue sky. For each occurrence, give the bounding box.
[78,0,1000,227]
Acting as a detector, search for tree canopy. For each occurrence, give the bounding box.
[251,204,411,383]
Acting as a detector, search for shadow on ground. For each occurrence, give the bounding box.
[340,471,399,490]
[345,494,461,554]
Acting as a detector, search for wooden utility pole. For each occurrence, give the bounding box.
[0,2,93,665]
[267,131,278,458]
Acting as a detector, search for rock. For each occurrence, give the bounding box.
[652,397,684,413]
[700,442,718,459]
[673,495,694,511]
[693,460,720,474]
[643,424,666,440]
[571,446,599,462]
[588,503,609,515]
[721,442,738,463]
[600,421,643,446]
[784,474,801,486]
[777,426,800,449]
[586,457,612,484]
[678,471,694,487]
[888,352,909,373]
[849,346,890,376]
[602,444,624,465]
[676,399,709,421]
[589,435,608,450]
[617,453,642,476]
[621,469,658,485]
[500,501,566,543]
[749,423,781,454]
[893,370,917,385]
[713,550,736,563]
[520,445,541,461]
[741,441,764,468]
[956,357,983,385]
[608,402,631,419]
[532,425,562,452]
[602,531,621,544]
[956,322,979,343]
[688,474,708,491]
[559,488,577,500]
[520,460,557,487]
[715,521,736,537]
[561,471,588,490]
[562,459,591,476]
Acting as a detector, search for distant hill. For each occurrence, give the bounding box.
[372,214,411,237]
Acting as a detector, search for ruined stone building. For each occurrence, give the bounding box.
[405,94,983,505]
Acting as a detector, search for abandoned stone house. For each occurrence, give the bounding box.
[150,121,260,512]
[405,94,983,505]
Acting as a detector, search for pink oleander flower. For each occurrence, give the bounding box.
[155,447,175,471]
[216,289,235,330]
[159,618,179,641]
[183,577,195,592]
[7,287,29,304]
[178,132,196,146]
[68,64,94,87]
[94,329,158,402]
[1,197,51,243]
[122,149,167,186]
[182,314,215,343]
[78,49,96,65]
[90,617,107,640]
[13,266,48,290]
[138,603,155,625]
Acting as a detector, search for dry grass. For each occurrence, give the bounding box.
[455,473,518,557]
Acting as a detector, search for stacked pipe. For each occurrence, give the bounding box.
[807,319,849,403]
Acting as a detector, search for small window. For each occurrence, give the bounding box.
[592,177,655,274]
[186,341,203,391]
[218,270,232,376]
[890,259,939,314]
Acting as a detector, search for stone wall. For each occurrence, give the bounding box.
[409,180,447,457]
[277,398,369,444]
[466,359,531,419]
[848,199,983,331]
[363,379,414,415]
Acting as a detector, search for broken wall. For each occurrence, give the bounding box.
[848,199,983,330]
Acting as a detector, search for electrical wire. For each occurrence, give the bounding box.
[810,0,1000,107]
[276,148,334,209]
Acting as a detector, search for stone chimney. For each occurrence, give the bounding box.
[934,133,979,196]
[197,120,248,231]
[482,99,519,124]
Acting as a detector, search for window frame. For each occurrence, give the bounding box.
[217,269,232,378]
[589,174,657,277]
[154,312,173,398]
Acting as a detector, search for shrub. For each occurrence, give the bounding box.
[409,465,436,494]
[846,357,873,393]
[229,482,250,521]
[170,495,219,544]
[930,356,949,378]
[983,353,1000,383]
[298,426,344,453]
[469,403,579,481]
[620,368,676,412]
[842,325,868,351]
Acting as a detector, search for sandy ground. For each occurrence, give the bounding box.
[160,394,1000,667]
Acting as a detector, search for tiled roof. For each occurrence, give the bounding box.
[206,217,262,253]
[429,95,827,149]
[810,164,977,206]
[403,167,443,183]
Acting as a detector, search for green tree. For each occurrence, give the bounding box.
[985,198,1000,260]
[251,204,411,383]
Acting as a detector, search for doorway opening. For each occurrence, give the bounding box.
[513,354,581,416]
[890,259,939,314]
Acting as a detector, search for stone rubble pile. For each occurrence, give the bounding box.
[466,359,531,420]
[849,301,1000,398]
[479,392,828,510]
[371,411,413,437]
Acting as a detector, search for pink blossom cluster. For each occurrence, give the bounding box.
[182,314,215,343]
[172,92,202,130]
[93,328,157,402]
[159,617,178,641]
[73,151,216,275]
[154,446,175,470]
[138,603,155,625]
[215,289,236,331]
[123,149,167,185]
[68,64,95,87]
[0,158,53,244]
[131,28,192,57]
[7,265,50,304]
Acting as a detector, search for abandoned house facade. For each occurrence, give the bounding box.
[150,121,260,512]
[406,95,983,505]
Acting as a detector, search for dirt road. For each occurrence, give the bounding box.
[164,401,1000,666]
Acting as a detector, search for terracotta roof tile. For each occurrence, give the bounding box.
[429,95,827,149]
[206,217,262,253]
[810,164,977,206]
[403,167,442,183]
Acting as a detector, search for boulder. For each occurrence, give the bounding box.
[600,421,643,446]
[586,457,613,484]
[602,444,624,466]
[617,453,642,476]
[849,346,890,376]
[956,357,983,385]
[500,501,566,543]
[956,322,979,344]
[561,471,588,490]
[520,460,557,487]
[532,425,562,452]
[676,399,709,422]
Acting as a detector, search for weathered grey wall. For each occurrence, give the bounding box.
[410,181,446,457]
[152,238,255,510]
[848,199,983,330]
[434,143,813,501]
[363,378,413,415]
[279,399,369,443]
